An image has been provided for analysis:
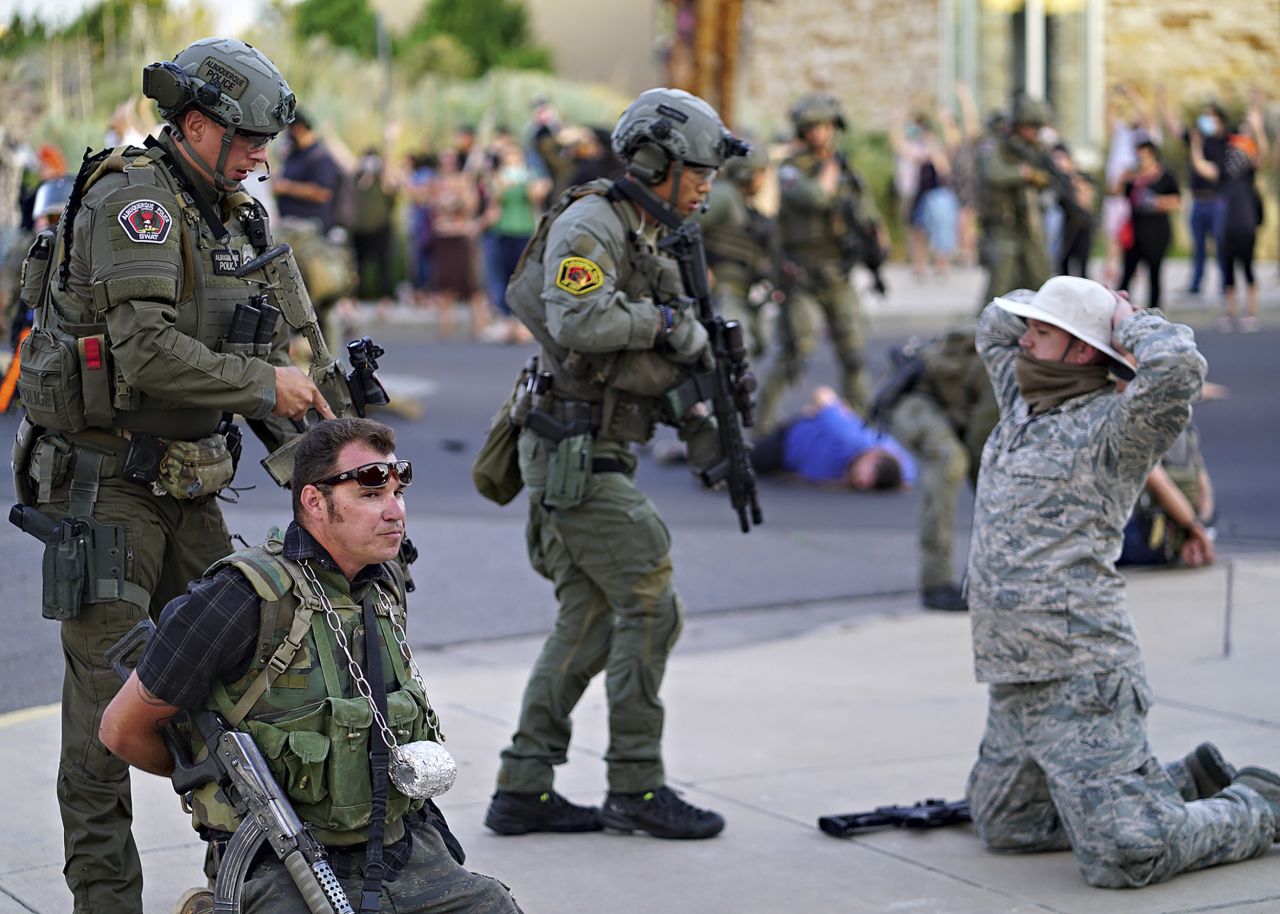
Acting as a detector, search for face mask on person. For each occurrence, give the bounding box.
[1014,352,1112,414]
[1197,114,1219,137]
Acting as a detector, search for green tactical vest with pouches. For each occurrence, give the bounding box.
[18,142,273,441]
[187,536,437,847]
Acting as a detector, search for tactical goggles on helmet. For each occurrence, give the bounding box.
[316,460,413,489]
[681,162,718,183]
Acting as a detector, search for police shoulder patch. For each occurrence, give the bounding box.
[118,200,173,245]
[555,256,604,295]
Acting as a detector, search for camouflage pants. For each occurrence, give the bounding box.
[981,230,1053,308]
[37,455,233,913]
[888,393,968,589]
[242,823,522,912]
[497,431,684,794]
[715,273,769,359]
[757,266,868,432]
[967,668,1275,887]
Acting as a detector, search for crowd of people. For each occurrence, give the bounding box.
[0,32,1276,914]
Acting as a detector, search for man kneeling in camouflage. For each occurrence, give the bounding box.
[966,275,1278,887]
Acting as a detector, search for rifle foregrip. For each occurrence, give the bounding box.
[284,850,353,914]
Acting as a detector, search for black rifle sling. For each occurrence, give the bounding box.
[359,594,391,912]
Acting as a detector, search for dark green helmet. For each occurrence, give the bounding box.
[789,93,847,135]
[143,37,296,135]
[612,87,748,185]
[1011,94,1052,129]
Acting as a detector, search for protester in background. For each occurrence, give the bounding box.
[1193,117,1267,332]
[1159,93,1228,300]
[1103,85,1160,286]
[939,83,983,267]
[18,144,66,231]
[481,134,547,343]
[274,109,343,231]
[428,148,487,338]
[403,151,437,305]
[1116,141,1180,308]
[351,147,399,306]
[1051,144,1097,278]
[566,126,624,186]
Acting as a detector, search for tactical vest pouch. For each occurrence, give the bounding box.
[157,435,234,500]
[17,328,87,433]
[472,393,524,506]
[11,417,40,507]
[601,387,658,444]
[18,230,55,311]
[542,432,592,510]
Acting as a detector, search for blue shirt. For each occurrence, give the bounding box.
[781,403,917,484]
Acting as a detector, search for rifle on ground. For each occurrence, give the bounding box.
[106,619,354,914]
[818,798,971,838]
[234,244,389,487]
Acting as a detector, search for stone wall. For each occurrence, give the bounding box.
[1105,0,1280,107]
[736,0,943,134]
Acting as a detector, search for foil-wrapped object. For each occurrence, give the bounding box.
[390,740,457,798]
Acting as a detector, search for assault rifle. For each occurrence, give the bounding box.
[612,177,763,533]
[818,798,971,838]
[106,619,354,914]
[834,153,889,297]
[234,244,389,487]
[1008,137,1088,228]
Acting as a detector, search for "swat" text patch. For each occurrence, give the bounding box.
[555,257,604,295]
[118,200,173,245]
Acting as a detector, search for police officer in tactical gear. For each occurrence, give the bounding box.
[483,87,741,840]
[757,92,886,432]
[693,142,777,358]
[978,93,1057,306]
[101,418,523,914]
[13,37,331,912]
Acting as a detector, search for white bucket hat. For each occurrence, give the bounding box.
[993,276,1136,381]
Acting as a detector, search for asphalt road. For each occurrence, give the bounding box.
[0,315,1276,714]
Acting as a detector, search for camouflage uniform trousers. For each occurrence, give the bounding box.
[757,264,868,432]
[966,666,1276,887]
[497,431,684,794]
[241,822,522,912]
[38,460,233,913]
[714,269,769,360]
[981,229,1053,308]
[888,392,968,590]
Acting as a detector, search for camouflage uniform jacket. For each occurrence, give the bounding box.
[776,150,879,266]
[967,304,1206,683]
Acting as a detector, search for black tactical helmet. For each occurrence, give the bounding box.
[789,93,847,136]
[612,88,748,185]
[144,37,296,135]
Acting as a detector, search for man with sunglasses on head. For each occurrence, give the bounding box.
[103,418,524,913]
[12,37,332,912]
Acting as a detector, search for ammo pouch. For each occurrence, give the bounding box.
[41,514,136,621]
[543,432,593,510]
[157,435,234,500]
[601,387,659,444]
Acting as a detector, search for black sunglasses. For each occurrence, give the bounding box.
[316,460,412,489]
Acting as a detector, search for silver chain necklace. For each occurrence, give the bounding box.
[298,559,455,798]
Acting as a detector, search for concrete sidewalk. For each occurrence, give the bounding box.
[1,556,1278,913]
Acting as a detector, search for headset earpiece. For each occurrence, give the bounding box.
[626,140,671,186]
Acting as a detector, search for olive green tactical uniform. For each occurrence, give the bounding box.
[694,178,775,357]
[182,542,518,912]
[978,133,1054,306]
[758,149,880,430]
[887,327,994,590]
[498,181,709,795]
[17,130,297,913]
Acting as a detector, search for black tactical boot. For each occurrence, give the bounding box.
[1232,767,1280,841]
[1166,742,1237,801]
[602,786,725,839]
[483,790,604,835]
[922,584,967,612]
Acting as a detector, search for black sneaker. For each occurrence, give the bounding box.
[602,786,725,839]
[484,790,604,835]
[922,584,967,612]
